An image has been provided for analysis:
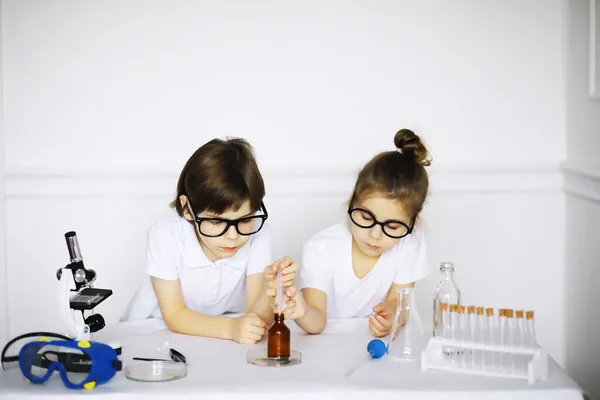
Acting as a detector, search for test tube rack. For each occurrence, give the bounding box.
[420,336,548,384]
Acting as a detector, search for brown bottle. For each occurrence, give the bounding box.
[267,312,290,360]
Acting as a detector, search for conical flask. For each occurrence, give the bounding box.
[386,287,425,360]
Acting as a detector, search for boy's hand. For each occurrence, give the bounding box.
[273,287,306,320]
[368,303,395,338]
[231,313,267,344]
[264,256,299,299]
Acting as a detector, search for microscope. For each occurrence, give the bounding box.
[56,231,114,342]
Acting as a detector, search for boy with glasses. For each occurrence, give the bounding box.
[122,138,297,344]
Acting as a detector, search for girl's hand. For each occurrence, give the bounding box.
[368,303,395,338]
[273,287,306,320]
[263,256,299,299]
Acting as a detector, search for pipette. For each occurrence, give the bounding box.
[277,268,283,314]
[344,339,387,378]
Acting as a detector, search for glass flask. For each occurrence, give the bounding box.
[432,262,461,337]
[386,287,425,360]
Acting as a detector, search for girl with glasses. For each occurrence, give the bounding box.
[286,129,432,337]
[122,138,297,344]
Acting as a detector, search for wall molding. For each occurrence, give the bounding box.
[3,163,563,197]
[562,162,600,203]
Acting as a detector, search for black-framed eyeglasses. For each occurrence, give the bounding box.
[347,192,415,239]
[186,198,268,238]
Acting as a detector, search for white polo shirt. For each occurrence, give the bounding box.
[121,210,272,322]
[298,223,429,318]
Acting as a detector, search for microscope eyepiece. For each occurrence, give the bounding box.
[65,232,83,263]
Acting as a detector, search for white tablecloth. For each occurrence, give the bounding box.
[0,318,584,399]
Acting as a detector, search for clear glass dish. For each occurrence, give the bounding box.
[125,359,187,382]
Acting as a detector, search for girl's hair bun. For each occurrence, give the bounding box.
[394,128,431,166]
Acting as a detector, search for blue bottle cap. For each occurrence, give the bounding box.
[367,339,386,359]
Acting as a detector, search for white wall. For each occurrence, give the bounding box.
[3,0,565,171]
[565,0,600,166]
[564,196,600,400]
[0,2,7,349]
[563,0,600,398]
[1,0,568,367]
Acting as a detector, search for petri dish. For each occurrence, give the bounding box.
[124,359,187,382]
[247,348,302,367]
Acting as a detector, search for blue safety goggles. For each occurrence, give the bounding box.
[17,338,121,390]
[2,331,123,372]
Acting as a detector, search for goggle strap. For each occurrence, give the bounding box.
[1,331,72,369]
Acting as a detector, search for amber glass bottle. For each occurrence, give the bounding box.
[267,312,290,360]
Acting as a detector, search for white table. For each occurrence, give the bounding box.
[0,318,584,399]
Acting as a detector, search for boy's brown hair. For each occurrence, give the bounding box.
[170,137,265,216]
[350,129,432,218]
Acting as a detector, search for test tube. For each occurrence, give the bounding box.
[457,305,466,366]
[475,307,484,368]
[449,304,458,364]
[505,309,515,372]
[485,307,495,370]
[498,309,506,371]
[467,306,477,367]
[516,310,526,372]
[441,303,451,359]
[526,311,536,348]
[456,306,465,341]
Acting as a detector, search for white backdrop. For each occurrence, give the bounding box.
[0,0,568,368]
